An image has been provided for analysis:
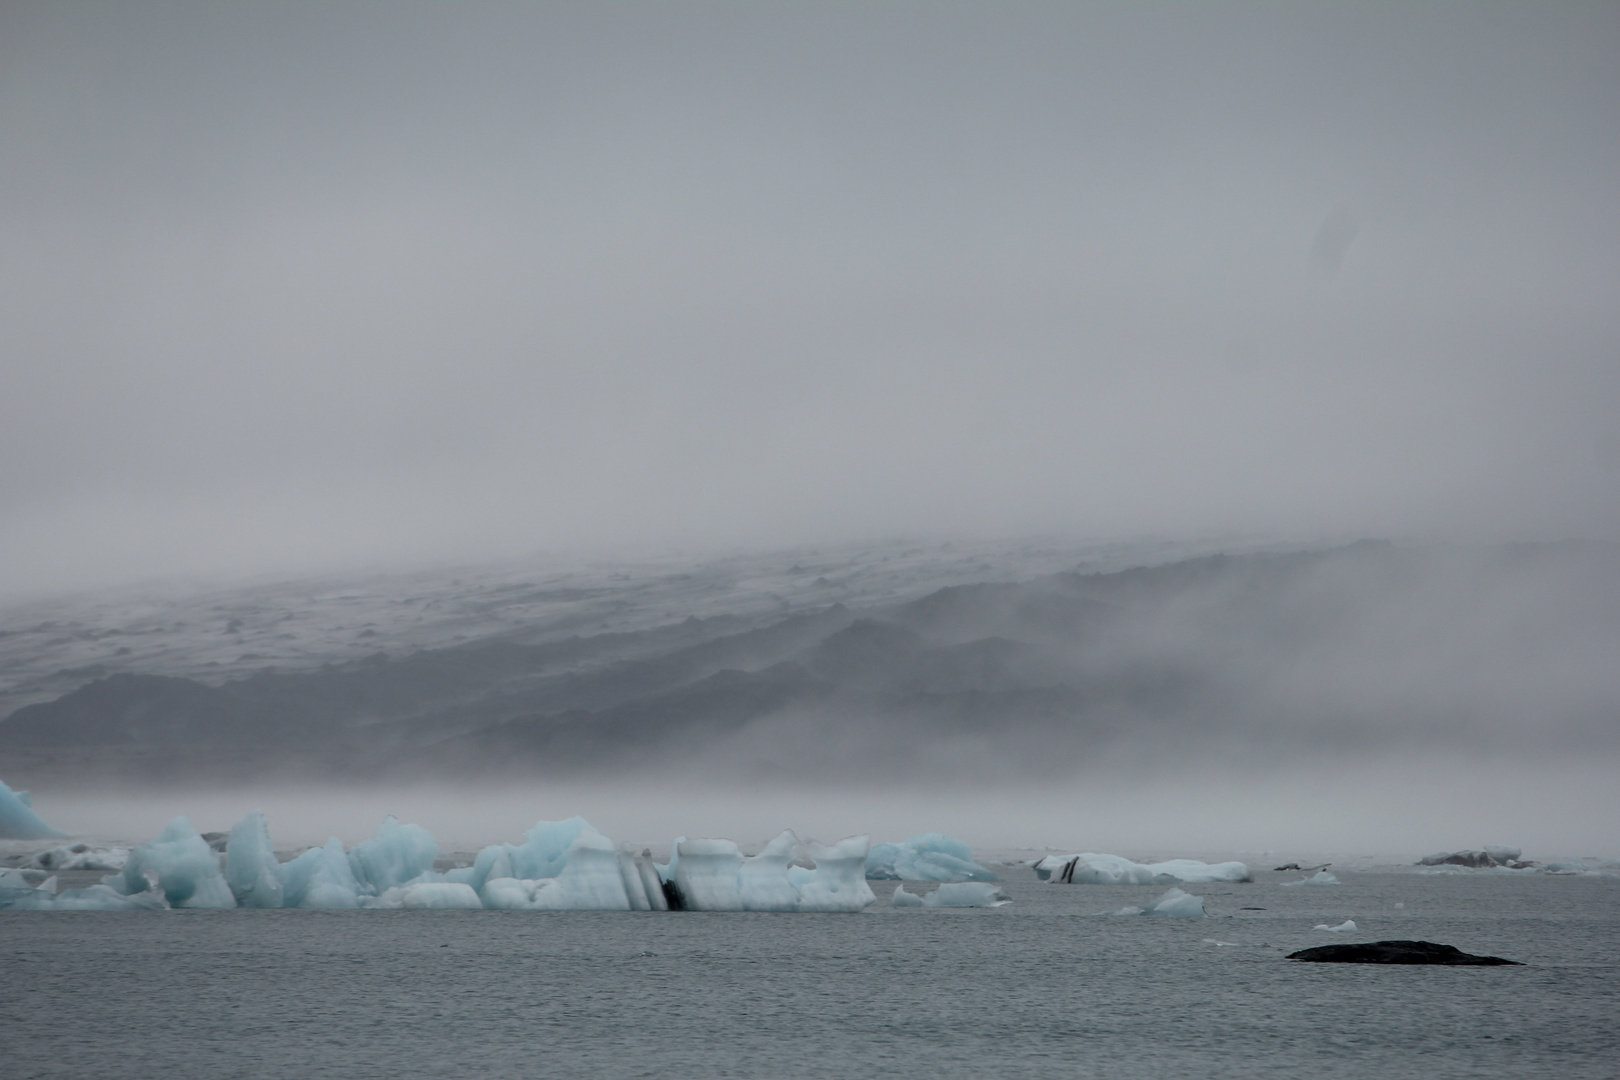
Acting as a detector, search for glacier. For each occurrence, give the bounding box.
[0,779,65,841]
[1035,853,1252,885]
[865,834,998,882]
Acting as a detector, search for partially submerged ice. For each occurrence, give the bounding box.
[1036,853,1252,885]
[865,834,998,882]
[1282,870,1341,887]
[891,882,1010,908]
[1111,886,1207,918]
[0,779,65,841]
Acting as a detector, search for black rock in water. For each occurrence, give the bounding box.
[1287,940,1522,965]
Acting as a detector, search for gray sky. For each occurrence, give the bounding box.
[3,1,1617,591]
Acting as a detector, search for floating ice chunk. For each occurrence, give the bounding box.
[278,838,363,909]
[792,836,877,913]
[1418,847,1531,869]
[0,778,65,840]
[1037,853,1252,885]
[1315,919,1358,932]
[891,884,925,907]
[527,827,637,910]
[922,882,1010,908]
[454,817,591,894]
[1112,887,1206,917]
[348,816,439,894]
[28,844,129,872]
[225,812,284,908]
[866,834,999,882]
[666,833,875,912]
[1542,857,1620,878]
[108,816,235,909]
[1282,871,1340,887]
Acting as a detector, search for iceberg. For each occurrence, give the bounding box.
[865,834,998,882]
[348,815,439,894]
[278,838,364,909]
[1112,887,1206,917]
[1036,853,1252,885]
[1418,847,1531,869]
[0,778,65,840]
[1282,871,1341,887]
[105,816,235,909]
[665,832,876,912]
[225,812,285,908]
[1315,919,1358,932]
[891,881,1010,908]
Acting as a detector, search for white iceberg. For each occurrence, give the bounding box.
[1314,919,1357,932]
[105,816,235,909]
[0,779,65,841]
[1111,887,1206,918]
[1036,853,1252,885]
[665,832,875,912]
[865,834,998,882]
[1282,871,1340,887]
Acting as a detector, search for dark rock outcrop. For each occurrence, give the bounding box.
[1287,940,1522,965]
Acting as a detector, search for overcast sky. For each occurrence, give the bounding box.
[2,1,1616,592]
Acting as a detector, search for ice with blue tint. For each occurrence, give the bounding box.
[27,844,128,871]
[105,816,235,908]
[478,826,653,911]
[0,778,65,840]
[371,882,484,910]
[1112,887,1207,917]
[348,816,438,894]
[865,834,998,882]
[1282,870,1341,887]
[225,812,284,908]
[892,882,1010,908]
[278,837,363,909]
[446,817,590,894]
[1035,853,1252,885]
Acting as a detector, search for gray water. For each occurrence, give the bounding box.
[3,869,1616,1079]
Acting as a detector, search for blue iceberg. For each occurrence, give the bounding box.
[865,834,998,882]
[0,779,66,841]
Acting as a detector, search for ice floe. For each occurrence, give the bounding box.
[1035,853,1251,885]
[1282,870,1341,887]
[891,882,1010,908]
[1314,919,1358,932]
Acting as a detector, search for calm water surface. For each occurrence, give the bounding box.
[2,870,1616,1079]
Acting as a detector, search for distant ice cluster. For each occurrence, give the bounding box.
[0,813,886,913]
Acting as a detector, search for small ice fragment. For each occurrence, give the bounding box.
[922,882,1010,908]
[1112,887,1206,917]
[1314,919,1357,932]
[1282,871,1340,887]
[891,884,925,907]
